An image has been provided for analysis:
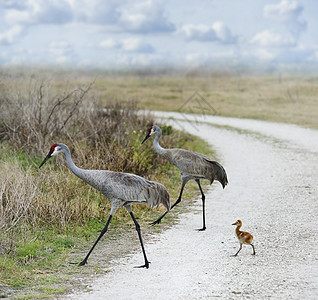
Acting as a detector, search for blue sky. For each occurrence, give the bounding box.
[0,0,317,69]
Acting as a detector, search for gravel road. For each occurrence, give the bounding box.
[66,113,318,299]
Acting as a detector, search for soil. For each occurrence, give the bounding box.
[62,112,318,300]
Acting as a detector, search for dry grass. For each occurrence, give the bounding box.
[73,73,318,129]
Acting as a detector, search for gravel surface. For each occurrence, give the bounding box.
[65,113,318,300]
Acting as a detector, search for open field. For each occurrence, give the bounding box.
[79,72,318,129]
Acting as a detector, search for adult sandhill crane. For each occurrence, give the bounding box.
[142,125,228,231]
[232,219,255,256]
[39,143,170,268]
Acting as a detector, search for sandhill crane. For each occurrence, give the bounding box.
[142,125,228,231]
[232,219,255,256]
[39,143,170,268]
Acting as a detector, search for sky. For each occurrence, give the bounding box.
[0,0,318,70]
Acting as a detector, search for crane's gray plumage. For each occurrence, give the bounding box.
[142,125,228,230]
[39,143,170,268]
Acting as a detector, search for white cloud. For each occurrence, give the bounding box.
[1,0,73,49]
[121,38,154,53]
[100,38,120,49]
[5,0,73,25]
[0,25,24,45]
[0,0,316,67]
[118,0,175,33]
[252,1,306,53]
[100,37,154,53]
[180,22,237,44]
[309,50,318,62]
[264,0,306,37]
[69,0,119,24]
[180,24,217,42]
[212,22,238,44]
[1,0,28,10]
[49,40,75,63]
[275,46,316,63]
[68,0,175,33]
[264,0,302,21]
[252,48,277,61]
[251,29,296,48]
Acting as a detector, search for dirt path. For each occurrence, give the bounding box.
[65,113,318,299]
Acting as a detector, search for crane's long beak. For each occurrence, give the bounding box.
[141,132,151,144]
[39,152,52,168]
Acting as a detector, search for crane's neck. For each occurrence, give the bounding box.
[153,131,166,157]
[235,225,242,236]
[63,147,85,179]
[62,146,104,192]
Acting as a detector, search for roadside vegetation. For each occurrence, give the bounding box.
[0,70,214,299]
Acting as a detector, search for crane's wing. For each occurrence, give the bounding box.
[168,148,210,175]
[100,172,170,210]
[167,149,228,188]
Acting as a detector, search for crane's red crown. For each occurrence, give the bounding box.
[50,144,57,153]
[149,126,153,132]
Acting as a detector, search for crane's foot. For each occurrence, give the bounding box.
[134,261,150,269]
[78,259,88,266]
[69,259,87,266]
[196,226,206,231]
[150,218,162,226]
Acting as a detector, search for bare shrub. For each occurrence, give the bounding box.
[0,78,94,153]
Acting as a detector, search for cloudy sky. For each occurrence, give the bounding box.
[0,0,317,69]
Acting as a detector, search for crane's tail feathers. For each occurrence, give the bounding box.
[205,159,228,189]
[160,189,170,212]
[146,183,170,211]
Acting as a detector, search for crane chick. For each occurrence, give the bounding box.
[232,219,255,256]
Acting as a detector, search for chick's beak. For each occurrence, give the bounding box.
[39,152,52,168]
[141,132,151,144]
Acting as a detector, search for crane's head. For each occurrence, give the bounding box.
[232,219,242,227]
[39,143,62,168]
[141,125,161,144]
[141,126,154,144]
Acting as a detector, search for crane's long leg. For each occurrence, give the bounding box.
[251,244,256,255]
[233,244,242,256]
[130,212,150,269]
[74,214,113,266]
[195,179,206,231]
[150,178,189,226]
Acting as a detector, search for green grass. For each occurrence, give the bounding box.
[0,218,121,298]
